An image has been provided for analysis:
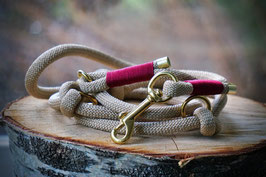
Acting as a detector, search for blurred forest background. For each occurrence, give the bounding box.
[1,0,266,110]
[0,0,266,176]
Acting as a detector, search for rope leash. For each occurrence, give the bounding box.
[25,44,236,144]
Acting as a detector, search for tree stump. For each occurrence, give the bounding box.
[2,95,266,177]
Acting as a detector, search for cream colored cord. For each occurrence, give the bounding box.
[25,44,229,136]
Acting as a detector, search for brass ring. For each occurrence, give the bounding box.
[181,95,211,118]
[147,71,178,102]
[77,70,93,82]
[77,70,98,104]
[79,92,98,105]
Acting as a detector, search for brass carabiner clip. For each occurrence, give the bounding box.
[111,71,178,144]
[111,112,135,144]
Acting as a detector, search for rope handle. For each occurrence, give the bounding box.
[25,44,134,99]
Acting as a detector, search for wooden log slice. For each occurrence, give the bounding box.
[2,95,266,177]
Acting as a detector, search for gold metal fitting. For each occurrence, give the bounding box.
[147,71,178,102]
[111,71,178,144]
[181,95,211,118]
[77,70,93,82]
[153,57,171,69]
[228,83,237,94]
[79,92,98,105]
[77,70,98,105]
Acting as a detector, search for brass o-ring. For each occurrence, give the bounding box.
[181,95,211,118]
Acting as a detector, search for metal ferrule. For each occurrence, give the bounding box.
[228,83,237,94]
[153,57,171,69]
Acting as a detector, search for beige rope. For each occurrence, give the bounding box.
[25,44,229,136]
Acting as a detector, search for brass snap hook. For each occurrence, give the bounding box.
[111,71,178,144]
[181,95,211,118]
[111,112,135,144]
[77,70,98,105]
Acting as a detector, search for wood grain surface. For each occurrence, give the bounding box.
[2,95,266,176]
[3,95,266,157]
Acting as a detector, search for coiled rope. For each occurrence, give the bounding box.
[25,44,232,138]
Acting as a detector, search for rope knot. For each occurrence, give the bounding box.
[48,81,82,117]
[193,107,219,136]
[59,81,82,117]
[60,89,82,117]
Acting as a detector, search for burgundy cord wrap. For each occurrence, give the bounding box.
[106,62,154,88]
[185,80,225,95]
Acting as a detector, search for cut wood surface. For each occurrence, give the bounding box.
[3,95,266,156]
[2,95,266,176]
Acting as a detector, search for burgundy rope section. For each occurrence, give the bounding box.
[185,80,224,95]
[106,62,154,88]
